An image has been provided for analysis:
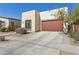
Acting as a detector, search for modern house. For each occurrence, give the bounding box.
[0,16,21,28]
[21,7,68,32]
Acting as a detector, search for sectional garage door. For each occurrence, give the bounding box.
[42,20,63,31]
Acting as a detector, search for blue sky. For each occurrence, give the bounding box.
[0,3,78,19]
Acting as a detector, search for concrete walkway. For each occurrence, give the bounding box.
[0,31,79,55]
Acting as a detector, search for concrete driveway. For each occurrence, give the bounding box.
[0,31,79,55]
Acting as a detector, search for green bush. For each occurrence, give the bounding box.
[69,32,79,41]
[7,26,15,31]
[15,28,27,34]
[0,27,7,32]
[69,32,75,38]
[74,32,79,41]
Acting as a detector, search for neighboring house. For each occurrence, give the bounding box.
[21,7,68,32]
[0,16,21,28]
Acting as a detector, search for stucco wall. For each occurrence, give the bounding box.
[35,11,40,32]
[21,10,40,32]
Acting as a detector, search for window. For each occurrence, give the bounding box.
[25,20,31,30]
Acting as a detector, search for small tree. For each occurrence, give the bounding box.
[70,6,79,24]
[54,9,68,23]
[54,9,69,33]
[70,6,79,32]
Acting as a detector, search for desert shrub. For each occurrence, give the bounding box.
[7,26,15,31]
[15,28,27,34]
[69,32,79,41]
[73,32,79,41]
[69,32,75,38]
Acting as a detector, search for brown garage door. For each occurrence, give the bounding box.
[42,20,63,31]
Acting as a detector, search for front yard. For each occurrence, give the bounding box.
[0,31,79,55]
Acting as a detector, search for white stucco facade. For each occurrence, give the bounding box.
[40,7,68,21]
